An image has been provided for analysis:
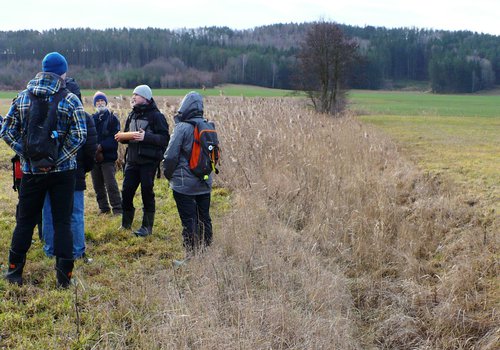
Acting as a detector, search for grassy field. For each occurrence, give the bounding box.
[0,84,298,100]
[0,90,498,348]
[349,90,500,214]
[350,90,500,117]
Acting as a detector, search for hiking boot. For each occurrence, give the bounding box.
[5,250,26,286]
[119,209,135,230]
[55,257,74,289]
[134,211,154,237]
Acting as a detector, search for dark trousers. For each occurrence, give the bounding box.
[172,190,212,251]
[121,162,158,213]
[15,193,42,241]
[91,162,122,214]
[12,170,75,259]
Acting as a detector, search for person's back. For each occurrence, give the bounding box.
[0,52,87,288]
[42,110,97,260]
[163,93,214,195]
[163,91,214,257]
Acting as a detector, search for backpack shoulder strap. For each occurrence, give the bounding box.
[184,119,196,126]
[49,87,69,110]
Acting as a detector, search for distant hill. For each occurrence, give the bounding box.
[0,23,499,93]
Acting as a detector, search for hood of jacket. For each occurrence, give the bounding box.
[27,72,65,98]
[176,91,203,123]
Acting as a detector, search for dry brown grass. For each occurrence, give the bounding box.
[1,96,497,349]
[94,96,497,349]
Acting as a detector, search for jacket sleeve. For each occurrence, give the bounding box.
[100,113,119,152]
[57,93,87,166]
[82,113,98,172]
[0,96,24,156]
[119,113,131,144]
[143,111,170,147]
[163,123,184,180]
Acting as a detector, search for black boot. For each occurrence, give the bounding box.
[5,250,26,286]
[120,209,135,230]
[134,211,154,237]
[55,257,74,289]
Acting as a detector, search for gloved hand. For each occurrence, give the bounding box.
[95,144,104,163]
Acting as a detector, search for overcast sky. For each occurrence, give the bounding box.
[1,0,499,35]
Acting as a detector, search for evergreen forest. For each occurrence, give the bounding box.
[1,23,499,93]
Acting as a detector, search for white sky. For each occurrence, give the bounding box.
[0,0,499,35]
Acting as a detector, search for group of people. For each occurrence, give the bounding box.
[0,52,215,288]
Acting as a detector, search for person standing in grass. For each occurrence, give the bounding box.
[90,91,122,216]
[115,85,169,237]
[163,91,214,258]
[42,79,97,262]
[1,52,87,288]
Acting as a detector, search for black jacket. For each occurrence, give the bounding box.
[93,109,120,163]
[75,113,97,191]
[122,99,170,164]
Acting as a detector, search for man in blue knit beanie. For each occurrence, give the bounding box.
[42,52,68,76]
[0,51,87,288]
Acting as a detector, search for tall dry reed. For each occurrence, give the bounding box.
[95,96,497,349]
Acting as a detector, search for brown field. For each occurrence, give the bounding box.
[0,96,498,349]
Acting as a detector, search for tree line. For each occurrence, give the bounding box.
[0,24,498,93]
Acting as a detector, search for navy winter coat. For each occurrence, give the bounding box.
[93,109,120,163]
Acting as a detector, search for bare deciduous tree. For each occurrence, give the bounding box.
[297,21,358,115]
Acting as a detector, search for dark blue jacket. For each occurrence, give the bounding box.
[93,109,120,163]
[76,113,97,191]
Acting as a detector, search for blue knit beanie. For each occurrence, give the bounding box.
[93,91,108,106]
[42,52,68,76]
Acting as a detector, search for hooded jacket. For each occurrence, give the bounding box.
[163,91,212,195]
[122,99,169,164]
[0,72,87,174]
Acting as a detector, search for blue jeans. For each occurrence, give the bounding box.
[43,190,85,259]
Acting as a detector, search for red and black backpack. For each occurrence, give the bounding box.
[185,119,220,180]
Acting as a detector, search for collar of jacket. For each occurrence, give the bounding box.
[132,99,158,114]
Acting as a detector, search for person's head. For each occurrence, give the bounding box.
[132,85,152,106]
[177,91,204,121]
[93,91,108,112]
[42,52,68,78]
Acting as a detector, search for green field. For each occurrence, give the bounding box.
[349,90,500,212]
[349,90,500,117]
[0,84,297,100]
